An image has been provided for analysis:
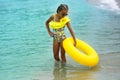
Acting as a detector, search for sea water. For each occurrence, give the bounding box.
[0,0,120,80]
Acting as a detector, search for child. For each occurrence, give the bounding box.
[45,4,76,63]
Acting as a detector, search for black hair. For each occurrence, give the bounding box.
[57,4,69,13]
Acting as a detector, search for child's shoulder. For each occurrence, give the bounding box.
[51,13,56,17]
[49,14,56,20]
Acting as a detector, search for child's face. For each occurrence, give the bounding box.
[60,10,68,18]
[62,10,68,17]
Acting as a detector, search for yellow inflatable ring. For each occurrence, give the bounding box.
[63,37,99,67]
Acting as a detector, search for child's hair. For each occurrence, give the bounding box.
[57,4,69,13]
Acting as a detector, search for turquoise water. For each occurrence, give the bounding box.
[0,0,120,80]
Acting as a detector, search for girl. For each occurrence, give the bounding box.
[45,4,76,63]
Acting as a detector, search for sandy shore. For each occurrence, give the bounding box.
[94,53,120,80]
[64,53,120,80]
[34,53,120,80]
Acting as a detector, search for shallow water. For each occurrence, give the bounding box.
[0,0,120,80]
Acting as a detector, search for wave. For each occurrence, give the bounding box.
[99,0,120,11]
[88,0,120,13]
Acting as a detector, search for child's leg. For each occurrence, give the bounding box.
[60,40,66,63]
[53,40,60,61]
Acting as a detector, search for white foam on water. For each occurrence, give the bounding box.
[98,0,120,12]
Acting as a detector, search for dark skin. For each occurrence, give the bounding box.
[45,10,76,63]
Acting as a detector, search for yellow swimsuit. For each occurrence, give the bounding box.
[49,14,70,42]
[49,14,70,29]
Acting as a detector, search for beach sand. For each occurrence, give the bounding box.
[93,53,120,80]
[35,53,120,80]
[62,53,120,80]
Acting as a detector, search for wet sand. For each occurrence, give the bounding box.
[35,53,120,80]
[54,53,120,80]
[93,53,120,80]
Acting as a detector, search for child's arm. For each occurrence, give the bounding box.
[45,16,54,37]
[66,22,76,46]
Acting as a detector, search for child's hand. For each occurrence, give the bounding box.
[49,32,54,37]
[74,41,76,47]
